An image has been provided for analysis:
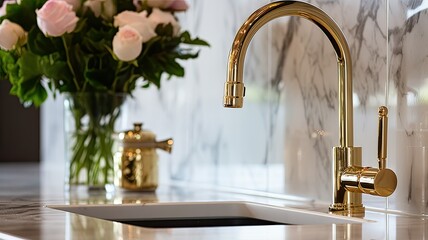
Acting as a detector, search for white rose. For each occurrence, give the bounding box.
[114,11,156,42]
[0,19,27,50]
[112,25,143,62]
[148,8,180,36]
[84,0,116,20]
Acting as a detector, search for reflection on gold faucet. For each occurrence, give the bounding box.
[223,1,397,216]
[332,223,362,240]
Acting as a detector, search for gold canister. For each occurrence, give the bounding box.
[114,123,173,191]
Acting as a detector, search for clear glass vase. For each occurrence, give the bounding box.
[63,92,128,191]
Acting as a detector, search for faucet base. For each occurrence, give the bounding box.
[329,203,365,217]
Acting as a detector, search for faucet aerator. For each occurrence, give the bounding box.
[224,81,245,108]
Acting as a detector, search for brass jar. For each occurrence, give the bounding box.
[114,123,173,191]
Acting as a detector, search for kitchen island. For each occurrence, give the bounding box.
[0,163,423,239]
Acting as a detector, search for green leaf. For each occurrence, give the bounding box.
[155,23,174,37]
[139,58,162,88]
[19,77,47,106]
[0,50,17,79]
[82,27,116,53]
[27,27,59,55]
[180,31,210,46]
[73,18,88,34]
[43,60,70,84]
[116,0,137,12]
[175,49,200,60]
[84,69,111,91]
[139,36,161,58]
[19,50,43,79]
[162,59,184,77]
[12,50,48,106]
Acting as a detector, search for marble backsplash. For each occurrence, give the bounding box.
[388,0,428,214]
[40,0,428,215]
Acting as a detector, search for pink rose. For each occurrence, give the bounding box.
[114,10,148,27]
[167,0,188,11]
[133,0,188,11]
[112,25,143,62]
[114,11,156,42]
[36,0,79,37]
[145,0,173,8]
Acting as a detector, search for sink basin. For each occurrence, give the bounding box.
[47,201,370,228]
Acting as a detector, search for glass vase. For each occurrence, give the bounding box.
[63,92,128,191]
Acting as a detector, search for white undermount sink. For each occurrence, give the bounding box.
[47,201,371,228]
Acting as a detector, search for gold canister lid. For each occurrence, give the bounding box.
[117,123,173,153]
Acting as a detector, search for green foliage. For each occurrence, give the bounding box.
[1,0,46,31]
[0,0,209,106]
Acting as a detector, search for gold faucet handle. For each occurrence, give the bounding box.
[358,167,397,197]
[378,106,388,169]
[341,106,397,197]
[342,167,397,197]
[356,106,396,197]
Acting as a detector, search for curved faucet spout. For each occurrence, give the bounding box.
[223,0,353,147]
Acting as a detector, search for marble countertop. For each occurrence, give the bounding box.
[0,163,425,240]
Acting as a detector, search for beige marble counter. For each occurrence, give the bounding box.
[0,163,425,239]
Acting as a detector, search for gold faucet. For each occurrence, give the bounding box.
[223,1,397,216]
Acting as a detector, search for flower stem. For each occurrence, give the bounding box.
[62,36,81,91]
[112,61,123,92]
[67,93,125,186]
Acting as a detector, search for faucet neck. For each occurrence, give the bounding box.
[226,1,354,147]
